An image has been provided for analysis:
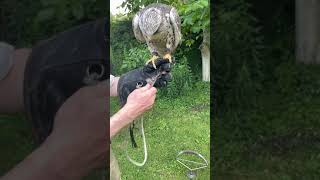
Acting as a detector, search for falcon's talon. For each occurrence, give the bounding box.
[163,54,172,63]
[146,55,159,69]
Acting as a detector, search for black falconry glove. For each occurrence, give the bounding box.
[23,18,109,144]
[117,58,172,148]
[117,58,172,107]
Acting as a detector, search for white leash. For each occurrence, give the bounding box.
[125,72,161,167]
[126,116,148,166]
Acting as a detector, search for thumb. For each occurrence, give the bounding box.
[139,83,151,91]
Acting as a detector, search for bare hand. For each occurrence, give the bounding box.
[124,83,157,120]
[45,81,108,179]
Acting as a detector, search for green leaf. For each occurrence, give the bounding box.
[191,26,201,33]
[182,15,194,26]
[185,39,195,47]
[199,0,209,7]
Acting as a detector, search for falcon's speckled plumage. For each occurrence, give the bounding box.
[132,3,181,65]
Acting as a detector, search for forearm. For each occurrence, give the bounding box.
[1,138,65,180]
[2,133,94,180]
[110,104,136,138]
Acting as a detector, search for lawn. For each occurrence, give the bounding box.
[0,82,210,180]
[111,82,210,180]
[0,114,34,174]
[213,64,320,180]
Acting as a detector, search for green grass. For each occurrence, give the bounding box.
[214,64,320,180]
[0,114,34,175]
[0,82,210,179]
[111,82,210,180]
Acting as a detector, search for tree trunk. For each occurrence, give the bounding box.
[296,0,320,64]
[200,28,210,81]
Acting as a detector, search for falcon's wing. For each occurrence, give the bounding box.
[132,13,145,42]
[139,7,162,36]
[169,7,182,49]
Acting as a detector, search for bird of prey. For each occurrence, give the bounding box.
[132,3,182,69]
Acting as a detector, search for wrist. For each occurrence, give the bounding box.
[110,104,137,138]
[38,136,74,180]
[39,135,86,180]
[2,135,68,180]
[123,103,141,120]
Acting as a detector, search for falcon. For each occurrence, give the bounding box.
[132,3,182,69]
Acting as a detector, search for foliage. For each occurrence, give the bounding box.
[214,62,320,179]
[120,45,150,72]
[179,0,210,47]
[159,55,194,98]
[213,0,320,179]
[213,0,264,110]
[120,0,177,15]
[0,0,106,47]
[110,17,140,75]
[275,62,320,97]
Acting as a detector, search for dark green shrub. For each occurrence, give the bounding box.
[120,45,149,73]
[1,0,106,47]
[111,16,140,75]
[159,55,194,98]
[275,62,320,98]
[214,0,264,110]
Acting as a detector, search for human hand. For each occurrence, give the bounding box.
[143,58,172,87]
[45,81,108,179]
[110,83,157,138]
[123,83,157,120]
[117,58,171,106]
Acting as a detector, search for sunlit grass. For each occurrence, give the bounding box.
[111,82,210,180]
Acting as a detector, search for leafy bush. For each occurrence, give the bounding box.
[275,62,320,97]
[274,62,300,95]
[1,0,106,47]
[214,0,264,110]
[111,16,140,75]
[120,45,149,72]
[159,55,194,98]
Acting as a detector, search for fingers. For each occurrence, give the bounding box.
[140,83,157,95]
[148,87,157,95]
[139,83,152,91]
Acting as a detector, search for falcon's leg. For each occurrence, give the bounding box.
[146,52,160,69]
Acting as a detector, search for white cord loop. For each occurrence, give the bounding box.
[126,116,148,166]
